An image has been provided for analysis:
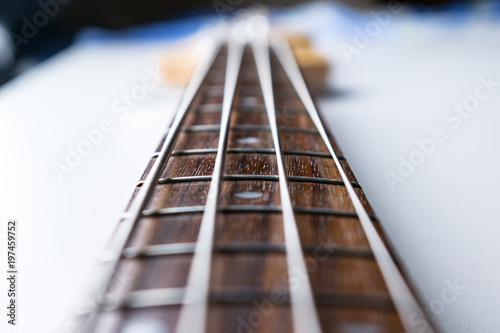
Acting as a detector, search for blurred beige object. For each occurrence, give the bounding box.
[160,31,329,90]
[291,46,329,91]
[284,31,312,48]
[160,44,199,86]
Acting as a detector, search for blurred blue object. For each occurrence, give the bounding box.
[74,1,500,48]
[0,23,14,84]
[76,14,218,43]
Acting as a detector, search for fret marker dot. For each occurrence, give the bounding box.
[241,96,259,105]
[233,191,263,199]
[237,136,259,144]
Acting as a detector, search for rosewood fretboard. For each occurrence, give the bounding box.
[77,23,433,333]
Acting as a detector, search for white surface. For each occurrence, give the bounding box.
[0,41,182,333]
[316,20,500,333]
[1,15,500,333]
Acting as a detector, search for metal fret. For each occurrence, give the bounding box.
[168,147,340,158]
[142,206,206,216]
[103,287,185,310]
[288,175,360,188]
[230,124,270,131]
[232,105,266,112]
[228,147,274,154]
[153,149,346,160]
[284,150,331,158]
[183,124,325,135]
[139,204,367,219]
[136,174,359,187]
[250,17,322,333]
[137,175,212,186]
[225,175,359,187]
[183,124,269,132]
[195,103,308,114]
[186,124,277,132]
[241,105,307,114]
[142,205,367,218]
[104,287,392,311]
[171,148,217,156]
[220,205,282,213]
[176,32,245,333]
[203,84,297,97]
[77,33,223,333]
[123,242,373,259]
[294,207,362,218]
[123,243,196,258]
[224,174,278,181]
[273,35,432,333]
[312,291,394,309]
[136,175,278,187]
[141,205,283,217]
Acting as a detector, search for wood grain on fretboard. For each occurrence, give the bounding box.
[85,40,429,333]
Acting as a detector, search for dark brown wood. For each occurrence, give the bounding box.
[91,45,412,333]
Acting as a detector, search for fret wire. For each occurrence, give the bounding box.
[272,35,432,333]
[104,287,392,311]
[171,148,218,156]
[123,242,373,259]
[182,124,324,135]
[224,174,278,181]
[175,35,245,333]
[284,150,331,158]
[239,105,307,114]
[77,35,223,333]
[137,175,213,186]
[203,84,297,97]
[136,175,278,187]
[168,147,339,159]
[288,175,361,188]
[142,206,206,216]
[294,207,361,218]
[236,105,265,112]
[142,205,367,218]
[103,287,186,311]
[250,19,322,333]
[183,124,271,132]
[153,149,347,160]
[123,243,196,258]
[230,124,270,131]
[136,175,360,188]
[142,205,281,217]
[194,103,308,114]
[220,205,282,213]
